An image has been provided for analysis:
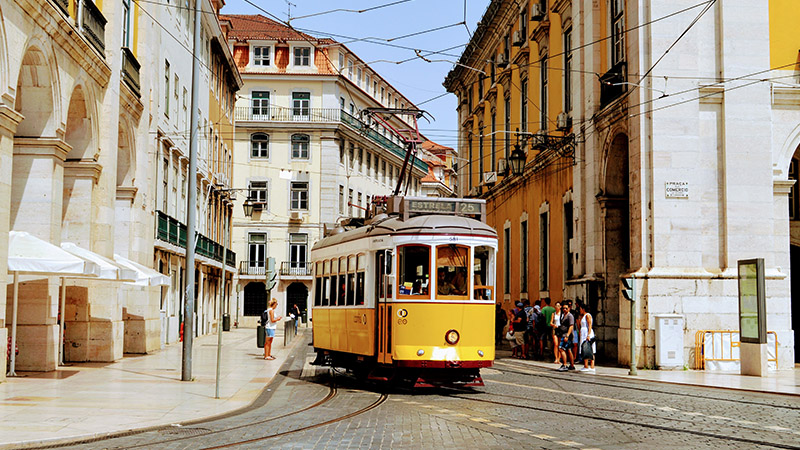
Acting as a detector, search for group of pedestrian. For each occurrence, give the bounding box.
[498,298,596,373]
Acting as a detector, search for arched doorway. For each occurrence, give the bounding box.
[243,282,267,317]
[287,282,308,318]
[599,133,630,361]
[788,152,800,363]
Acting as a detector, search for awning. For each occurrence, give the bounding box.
[114,254,170,286]
[8,231,100,276]
[61,243,138,281]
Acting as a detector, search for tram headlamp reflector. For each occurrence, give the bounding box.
[445,329,460,345]
[417,349,425,356]
[477,350,484,357]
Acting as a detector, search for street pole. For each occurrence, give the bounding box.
[215,203,228,398]
[629,277,637,376]
[181,0,203,382]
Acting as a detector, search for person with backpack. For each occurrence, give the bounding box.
[523,300,534,359]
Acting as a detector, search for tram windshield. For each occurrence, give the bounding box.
[397,245,430,297]
[436,245,469,299]
[473,246,495,301]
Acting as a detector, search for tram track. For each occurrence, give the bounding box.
[435,388,800,449]
[494,359,800,410]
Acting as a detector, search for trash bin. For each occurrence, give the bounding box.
[301,311,308,324]
[257,325,266,348]
[222,314,230,331]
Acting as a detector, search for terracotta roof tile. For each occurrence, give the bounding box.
[221,14,337,45]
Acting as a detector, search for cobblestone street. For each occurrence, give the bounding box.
[39,338,800,450]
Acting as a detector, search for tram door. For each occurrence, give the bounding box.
[376,250,393,364]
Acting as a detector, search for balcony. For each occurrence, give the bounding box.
[340,110,428,172]
[280,261,312,277]
[238,261,266,276]
[82,0,107,54]
[156,211,235,268]
[599,61,627,108]
[121,47,141,97]
[235,106,340,123]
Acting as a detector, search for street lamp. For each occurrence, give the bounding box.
[508,144,527,176]
[242,197,255,218]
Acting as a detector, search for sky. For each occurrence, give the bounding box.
[220,0,490,149]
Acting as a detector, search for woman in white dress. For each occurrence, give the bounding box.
[550,301,561,364]
[578,302,595,372]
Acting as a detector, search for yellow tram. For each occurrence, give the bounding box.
[310,196,498,386]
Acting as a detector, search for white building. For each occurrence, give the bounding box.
[222,15,429,324]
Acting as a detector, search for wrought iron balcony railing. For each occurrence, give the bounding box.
[121,47,141,97]
[599,61,627,108]
[156,211,235,267]
[82,0,107,54]
[238,260,266,276]
[280,261,312,277]
[235,106,340,123]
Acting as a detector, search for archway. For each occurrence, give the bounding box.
[287,282,309,318]
[243,282,267,317]
[115,123,135,257]
[788,149,800,364]
[599,132,630,361]
[64,85,95,161]
[14,46,58,138]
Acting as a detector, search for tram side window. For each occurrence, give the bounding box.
[356,254,366,305]
[324,276,333,306]
[314,277,322,306]
[338,274,347,306]
[473,246,495,301]
[398,245,430,297]
[436,245,469,299]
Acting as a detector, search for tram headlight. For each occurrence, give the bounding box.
[445,329,460,345]
[477,350,484,357]
[417,349,425,356]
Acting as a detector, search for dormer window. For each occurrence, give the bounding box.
[253,46,270,66]
[294,47,311,66]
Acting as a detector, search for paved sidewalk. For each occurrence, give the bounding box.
[496,349,800,396]
[0,325,308,449]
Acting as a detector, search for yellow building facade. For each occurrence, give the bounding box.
[445,0,575,310]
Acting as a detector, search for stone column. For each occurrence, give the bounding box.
[9,137,71,372]
[0,105,23,380]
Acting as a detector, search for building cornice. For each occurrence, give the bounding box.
[64,160,103,182]
[12,137,71,161]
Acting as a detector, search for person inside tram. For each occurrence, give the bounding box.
[437,269,458,295]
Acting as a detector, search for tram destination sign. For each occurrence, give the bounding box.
[407,199,483,215]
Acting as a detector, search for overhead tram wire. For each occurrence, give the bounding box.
[287,0,414,23]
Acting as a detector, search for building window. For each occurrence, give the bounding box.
[467,135,473,191]
[248,233,267,274]
[564,29,573,113]
[381,87,385,103]
[382,160,387,184]
[503,226,510,294]
[373,81,378,97]
[292,92,310,118]
[539,210,549,291]
[348,60,353,79]
[365,73,371,90]
[611,0,625,66]
[357,192,363,217]
[519,6,527,38]
[249,180,268,207]
[357,148,363,172]
[520,78,528,133]
[467,85,473,112]
[122,0,131,47]
[478,124,484,178]
[251,133,269,158]
[540,56,548,130]
[294,47,311,66]
[348,189,354,216]
[504,96,511,161]
[252,91,270,116]
[291,134,310,159]
[254,46,270,66]
[349,143,355,169]
[521,219,528,293]
[356,68,362,87]
[164,60,170,117]
[339,185,345,214]
[478,74,484,100]
[490,61,496,85]
[491,112,496,172]
[339,141,345,164]
[564,200,574,279]
[366,152,372,176]
[289,233,308,270]
[338,52,344,71]
[290,182,308,211]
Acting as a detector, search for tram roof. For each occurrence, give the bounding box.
[312,214,497,251]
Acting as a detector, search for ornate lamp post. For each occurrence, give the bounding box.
[508,144,527,176]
